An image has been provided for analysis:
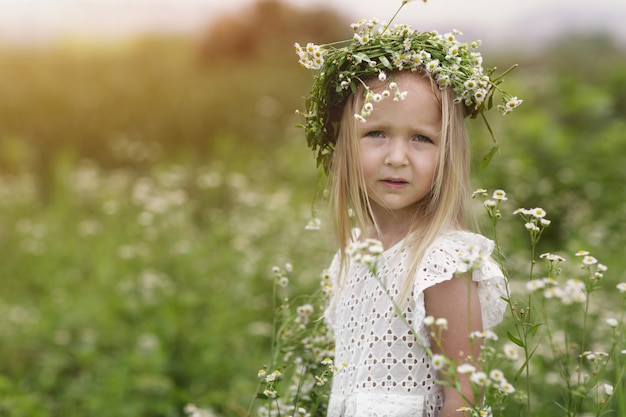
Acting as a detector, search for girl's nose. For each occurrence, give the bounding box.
[384,139,409,167]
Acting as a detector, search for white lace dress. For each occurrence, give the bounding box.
[325,230,507,417]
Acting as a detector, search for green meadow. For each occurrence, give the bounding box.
[1,1,625,416]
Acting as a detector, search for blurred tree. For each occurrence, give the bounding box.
[0,0,350,201]
[194,0,350,164]
[198,0,349,64]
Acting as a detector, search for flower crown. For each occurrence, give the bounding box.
[295,2,522,173]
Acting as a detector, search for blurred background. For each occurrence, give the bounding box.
[0,0,625,416]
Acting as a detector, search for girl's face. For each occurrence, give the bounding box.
[358,71,441,225]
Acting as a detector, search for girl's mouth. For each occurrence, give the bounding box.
[381,178,408,188]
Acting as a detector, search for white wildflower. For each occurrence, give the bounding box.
[582,255,598,265]
[278,276,289,288]
[435,318,448,329]
[499,381,516,394]
[470,371,488,386]
[492,189,507,201]
[540,252,566,263]
[425,59,440,72]
[524,222,539,232]
[263,389,277,398]
[321,357,333,366]
[530,207,546,218]
[526,279,546,292]
[265,370,282,383]
[457,363,476,374]
[503,343,519,361]
[296,304,314,317]
[513,208,532,216]
[432,354,446,370]
[305,217,321,230]
[489,369,505,381]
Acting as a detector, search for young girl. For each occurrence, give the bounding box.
[295,7,519,417]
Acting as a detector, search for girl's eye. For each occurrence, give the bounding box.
[413,134,433,144]
[365,131,385,138]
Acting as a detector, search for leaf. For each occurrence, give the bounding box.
[480,145,498,169]
[514,361,527,380]
[514,344,538,380]
[485,94,493,111]
[379,55,393,70]
[528,323,543,336]
[353,52,371,63]
[506,331,524,347]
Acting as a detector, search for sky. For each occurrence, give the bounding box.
[1,0,625,48]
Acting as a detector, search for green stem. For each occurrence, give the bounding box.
[612,297,626,415]
[291,363,309,413]
[490,64,519,84]
[524,242,537,414]
[247,278,282,417]
[385,3,407,32]
[564,306,574,416]
[480,112,498,146]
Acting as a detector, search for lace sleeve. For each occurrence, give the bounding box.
[414,231,508,329]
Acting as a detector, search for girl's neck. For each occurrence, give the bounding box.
[367,214,420,250]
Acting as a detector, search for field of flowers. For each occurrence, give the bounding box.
[1,1,625,416]
[0,137,337,416]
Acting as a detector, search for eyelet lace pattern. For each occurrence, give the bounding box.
[325,230,507,417]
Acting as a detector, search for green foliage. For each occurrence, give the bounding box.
[251,265,335,417]
[471,35,626,256]
[0,1,625,415]
[472,191,626,417]
[0,147,333,416]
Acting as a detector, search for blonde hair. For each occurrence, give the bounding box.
[328,70,471,303]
